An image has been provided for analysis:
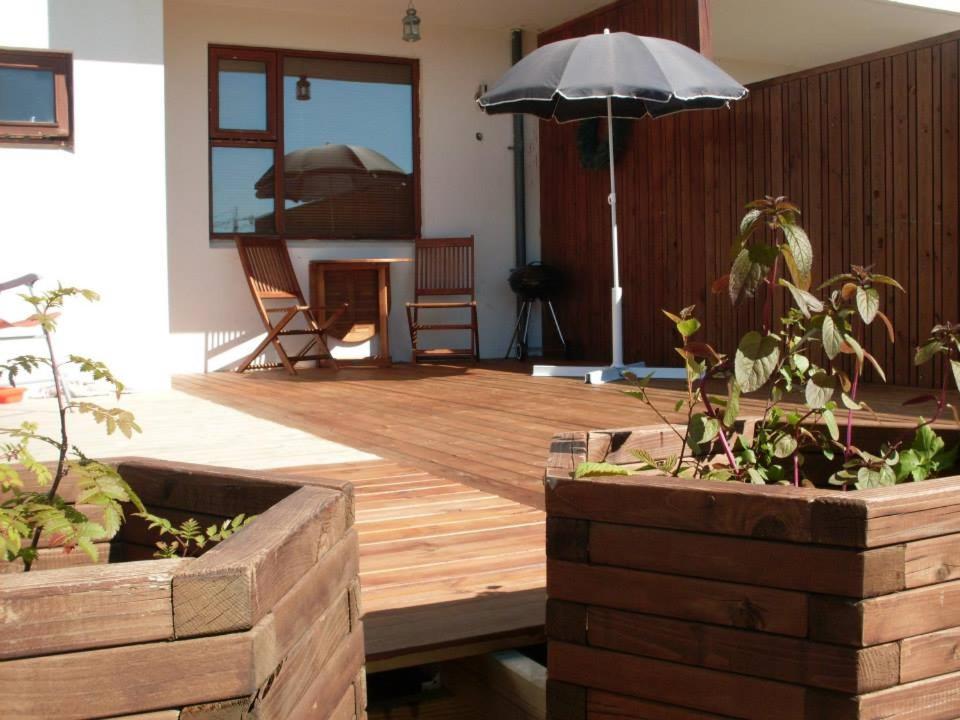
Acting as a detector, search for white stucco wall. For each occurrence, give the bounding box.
[0,0,170,391]
[164,0,522,370]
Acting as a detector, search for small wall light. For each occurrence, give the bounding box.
[474,83,488,106]
[402,2,421,42]
[296,76,311,101]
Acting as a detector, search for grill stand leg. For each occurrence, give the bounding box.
[504,299,532,360]
[520,300,535,361]
[505,298,568,361]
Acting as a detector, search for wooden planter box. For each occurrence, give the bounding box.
[0,459,367,720]
[545,424,960,720]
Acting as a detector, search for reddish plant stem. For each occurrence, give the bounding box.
[844,359,862,459]
[930,361,951,427]
[699,381,739,472]
[905,363,951,440]
[788,407,820,488]
[762,255,781,335]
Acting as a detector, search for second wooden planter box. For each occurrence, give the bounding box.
[0,459,366,720]
[545,424,960,720]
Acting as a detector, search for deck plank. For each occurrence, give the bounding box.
[276,456,546,666]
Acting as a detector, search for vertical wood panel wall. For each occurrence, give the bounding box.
[539,5,960,388]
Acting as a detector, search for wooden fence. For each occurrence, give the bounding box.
[539,1,960,388]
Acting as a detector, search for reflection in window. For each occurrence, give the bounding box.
[278,57,414,239]
[211,147,276,234]
[207,46,417,240]
[218,59,267,131]
[0,68,55,123]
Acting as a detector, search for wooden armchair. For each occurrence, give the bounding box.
[235,237,347,375]
[405,236,479,363]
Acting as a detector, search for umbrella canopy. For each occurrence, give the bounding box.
[477,32,746,122]
[255,144,408,201]
[478,30,747,381]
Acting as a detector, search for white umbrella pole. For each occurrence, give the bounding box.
[606,97,624,368]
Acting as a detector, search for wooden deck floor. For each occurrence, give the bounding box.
[174,361,944,668]
[273,460,545,670]
[175,361,936,509]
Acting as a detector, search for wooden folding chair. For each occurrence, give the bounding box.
[235,237,347,375]
[405,236,479,363]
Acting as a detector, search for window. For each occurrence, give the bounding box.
[209,46,419,240]
[0,48,72,145]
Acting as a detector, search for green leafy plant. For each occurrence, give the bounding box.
[578,196,959,490]
[0,284,249,570]
[134,513,256,558]
[894,423,957,483]
[0,286,146,569]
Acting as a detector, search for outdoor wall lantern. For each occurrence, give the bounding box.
[296,76,311,101]
[474,83,488,107]
[402,1,421,42]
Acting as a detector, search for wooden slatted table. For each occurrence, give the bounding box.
[309,259,411,367]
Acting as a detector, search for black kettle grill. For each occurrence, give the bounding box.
[505,262,567,360]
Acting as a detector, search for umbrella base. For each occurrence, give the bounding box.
[530,362,687,384]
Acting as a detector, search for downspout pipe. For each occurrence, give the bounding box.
[511,29,527,271]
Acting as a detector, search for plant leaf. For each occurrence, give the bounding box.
[738,208,763,243]
[841,334,865,363]
[913,423,941,455]
[822,316,843,360]
[688,413,720,448]
[773,434,798,459]
[856,465,896,490]
[876,310,896,343]
[781,222,813,289]
[805,372,836,409]
[735,331,781,393]
[728,248,766,306]
[676,318,701,338]
[574,462,632,479]
[915,340,944,366]
[856,286,880,324]
[863,350,887,383]
[822,408,840,441]
[711,275,730,295]
[871,274,905,292]
[723,380,741,427]
[779,278,824,318]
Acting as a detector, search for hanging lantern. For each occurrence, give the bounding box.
[296,76,311,101]
[402,2,421,42]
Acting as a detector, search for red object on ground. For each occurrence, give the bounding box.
[0,387,25,403]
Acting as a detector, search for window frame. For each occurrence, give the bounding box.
[0,48,73,146]
[208,44,421,242]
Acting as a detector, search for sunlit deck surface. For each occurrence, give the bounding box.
[173,360,935,668]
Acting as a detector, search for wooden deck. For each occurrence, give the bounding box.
[174,361,943,668]
[273,459,545,671]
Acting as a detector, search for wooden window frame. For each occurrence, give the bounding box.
[208,44,421,242]
[0,48,72,146]
[209,47,278,141]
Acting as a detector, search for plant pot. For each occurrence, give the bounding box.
[544,423,960,720]
[0,458,366,720]
[0,386,26,403]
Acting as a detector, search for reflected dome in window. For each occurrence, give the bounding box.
[208,46,418,240]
